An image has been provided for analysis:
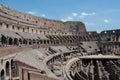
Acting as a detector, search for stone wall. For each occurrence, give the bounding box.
[0,4,86,34]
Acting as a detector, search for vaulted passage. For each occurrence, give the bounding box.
[6,61,10,76]
[1,70,5,80]
[9,38,13,45]
[23,39,27,44]
[14,38,18,45]
[19,39,22,44]
[1,35,7,45]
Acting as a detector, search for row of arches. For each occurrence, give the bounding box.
[100,42,120,55]
[0,60,14,80]
[1,35,24,46]
[1,35,64,47]
[1,35,75,47]
[0,33,105,47]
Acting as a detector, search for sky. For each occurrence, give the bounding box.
[0,0,120,32]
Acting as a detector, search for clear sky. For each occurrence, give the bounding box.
[0,0,120,32]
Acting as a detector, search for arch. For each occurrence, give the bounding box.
[1,35,7,46]
[40,40,43,44]
[6,61,10,76]
[33,39,36,44]
[9,38,13,45]
[44,40,46,44]
[19,39,22,44]
[36,39,39,44]
[29,39,32,45]
[1,69,5,80]
[47,40,49,44]
[23,39,27,44]
[14,38,18,45]
[70,40,72,43]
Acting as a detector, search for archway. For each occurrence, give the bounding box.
[33,39,36,44]
[29,39,32,45]
[19,39,22,44]
[44,40,46,44]
[6,61,10,76]
[47,40,49,44]
[14,38,18,45]
[1,35,7,46]
[40,40,43,44]
[23,39,27,44]
[9,38,13,45]
[36,39,39,44]
[1,70,5,80]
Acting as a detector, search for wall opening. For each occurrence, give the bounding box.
[1,70,5,80]
[6,61,10,76]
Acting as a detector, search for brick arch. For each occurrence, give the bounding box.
[5,61,10,76]
[36,39,40,44]
[8,37,13,45]
[44,40,46,44]
[19,38,22,44]
[23,39,27,44]
[0,69,5,80]
[1,35,7,46]
[33,39,36,44]
[14,38,18,45]
[29,39,32,45]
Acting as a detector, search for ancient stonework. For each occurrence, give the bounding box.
[0,3,120,80]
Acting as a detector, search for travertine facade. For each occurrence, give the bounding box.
[0,4,86,34]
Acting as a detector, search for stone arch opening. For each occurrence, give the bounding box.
[23,39,27,44]
[37,39,39,44]
[44,40,46,44]
[14,38,18,45]
[6,61,10,76]
[19,39,22,44]
[70,40,72,43]
[9,38,13,45]
[47,40,49,44]
[1,35,7,46]
[33,39,36,44]
[1,69,5,80]
[40,40,43,44]
[29,39,32,45]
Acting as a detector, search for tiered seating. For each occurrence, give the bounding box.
[49,46,70,53]
[48,47,57,54]
[80,41,99,53]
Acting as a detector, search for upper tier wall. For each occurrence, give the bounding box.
[0,4,86,33]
